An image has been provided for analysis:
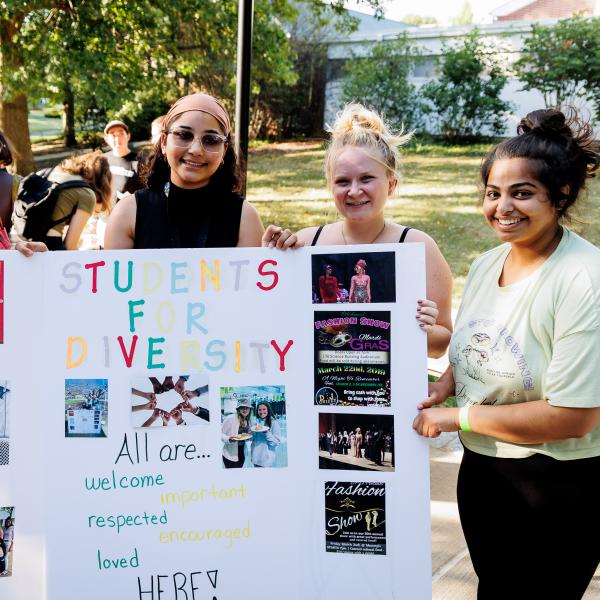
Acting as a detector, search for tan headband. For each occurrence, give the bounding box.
[164,93,230,135]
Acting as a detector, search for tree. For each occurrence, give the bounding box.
[342,33,422,132]
[1,0,384,171]
[421,30,512,140]
[514,16,600,119]
[402,15,437,26]
[452,1,473,26]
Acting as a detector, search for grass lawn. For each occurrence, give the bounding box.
[28,110,63,140]
[247,140,600,306]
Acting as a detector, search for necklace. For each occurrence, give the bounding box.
[341,221,386,245]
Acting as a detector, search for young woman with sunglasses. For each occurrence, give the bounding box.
[102,92,295,250]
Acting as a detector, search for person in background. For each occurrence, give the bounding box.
[413,108,600,600]
[150,115,166,146]
[0,132,17,228]
[103,119,140,202]
[15,151,112,251]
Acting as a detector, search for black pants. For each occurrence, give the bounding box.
[458,446,600,600]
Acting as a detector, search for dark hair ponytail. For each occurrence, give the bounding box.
[481,108,599,218]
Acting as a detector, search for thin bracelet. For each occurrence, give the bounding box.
[459,405,472,433]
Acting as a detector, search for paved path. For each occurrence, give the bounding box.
[429,439,600,599]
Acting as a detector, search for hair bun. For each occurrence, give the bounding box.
[518,109,571,138]
[332,104,386,138]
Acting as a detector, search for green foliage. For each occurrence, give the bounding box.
[342,33,423,132]
[451,1,473,26]
[421,30,511,141]
[402,15,437,26]
[514,16,600,119]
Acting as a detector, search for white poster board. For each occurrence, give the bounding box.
[0,244,430,599]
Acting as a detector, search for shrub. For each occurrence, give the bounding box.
[341,33,423,132]
[421,30,512,141]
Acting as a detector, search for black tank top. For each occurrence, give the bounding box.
[134,183,244,249]
[310,224,412,245]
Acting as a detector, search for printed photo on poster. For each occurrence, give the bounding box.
[220,386,287,469]
[314,311,391,406]
[65,379,108,438]
[0,380,9,466]
[325,481,386,555]
[0,506,15,577]
[311,252,396,304]
[319,413,394,472]
[131,375,209,427]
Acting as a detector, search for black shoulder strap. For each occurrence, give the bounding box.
[399,227,411,243]
[311,224,325,246]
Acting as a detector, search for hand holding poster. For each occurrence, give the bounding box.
[0,244,430,599]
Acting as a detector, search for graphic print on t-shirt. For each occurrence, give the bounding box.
[450,317,534,406]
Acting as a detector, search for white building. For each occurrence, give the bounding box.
[324,1,599,135]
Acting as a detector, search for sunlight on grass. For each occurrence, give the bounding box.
[248,141,600,306]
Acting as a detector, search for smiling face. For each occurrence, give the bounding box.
[238,406,251,417]
[331,146,395,223]
[483,158,560,248]
[105,126,131,156]
[162,111,227,189]
[257,404,269,419]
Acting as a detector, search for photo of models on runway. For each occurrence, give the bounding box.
[220,386,287,469]
[311,252,396,304]
[319,413,394,472]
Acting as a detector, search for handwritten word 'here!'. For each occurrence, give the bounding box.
[58,259,281,295]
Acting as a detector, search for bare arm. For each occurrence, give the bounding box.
[414,366,600,442]
[63,208,93,250]
[237,200,265,247]
[366,275,371,303]
[414,397,600,444]
[104,193,136,249]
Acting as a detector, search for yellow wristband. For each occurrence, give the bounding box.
[459,405,472,433]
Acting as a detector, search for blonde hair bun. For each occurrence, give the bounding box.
[325,103,412,187]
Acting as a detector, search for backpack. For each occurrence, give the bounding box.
[12,168,92,242]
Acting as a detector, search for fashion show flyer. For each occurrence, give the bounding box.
[314,310,391,406]
[0,244,430,600]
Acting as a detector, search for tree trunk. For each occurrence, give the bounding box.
[63,83,76,147]
[1,93,35,174]
[0,13,35,174]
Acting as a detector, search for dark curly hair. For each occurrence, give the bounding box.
[140,137,243,194]
[481,108,599,218]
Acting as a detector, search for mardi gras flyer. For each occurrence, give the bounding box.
[0,244,430,600]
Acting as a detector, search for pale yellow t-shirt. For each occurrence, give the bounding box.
[450,227,600,460]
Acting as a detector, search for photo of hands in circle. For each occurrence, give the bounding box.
[131,375,209,428]
[220,385,287,469]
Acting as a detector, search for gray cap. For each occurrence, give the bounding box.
[236,398,253,409]
[104,119,129,135]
